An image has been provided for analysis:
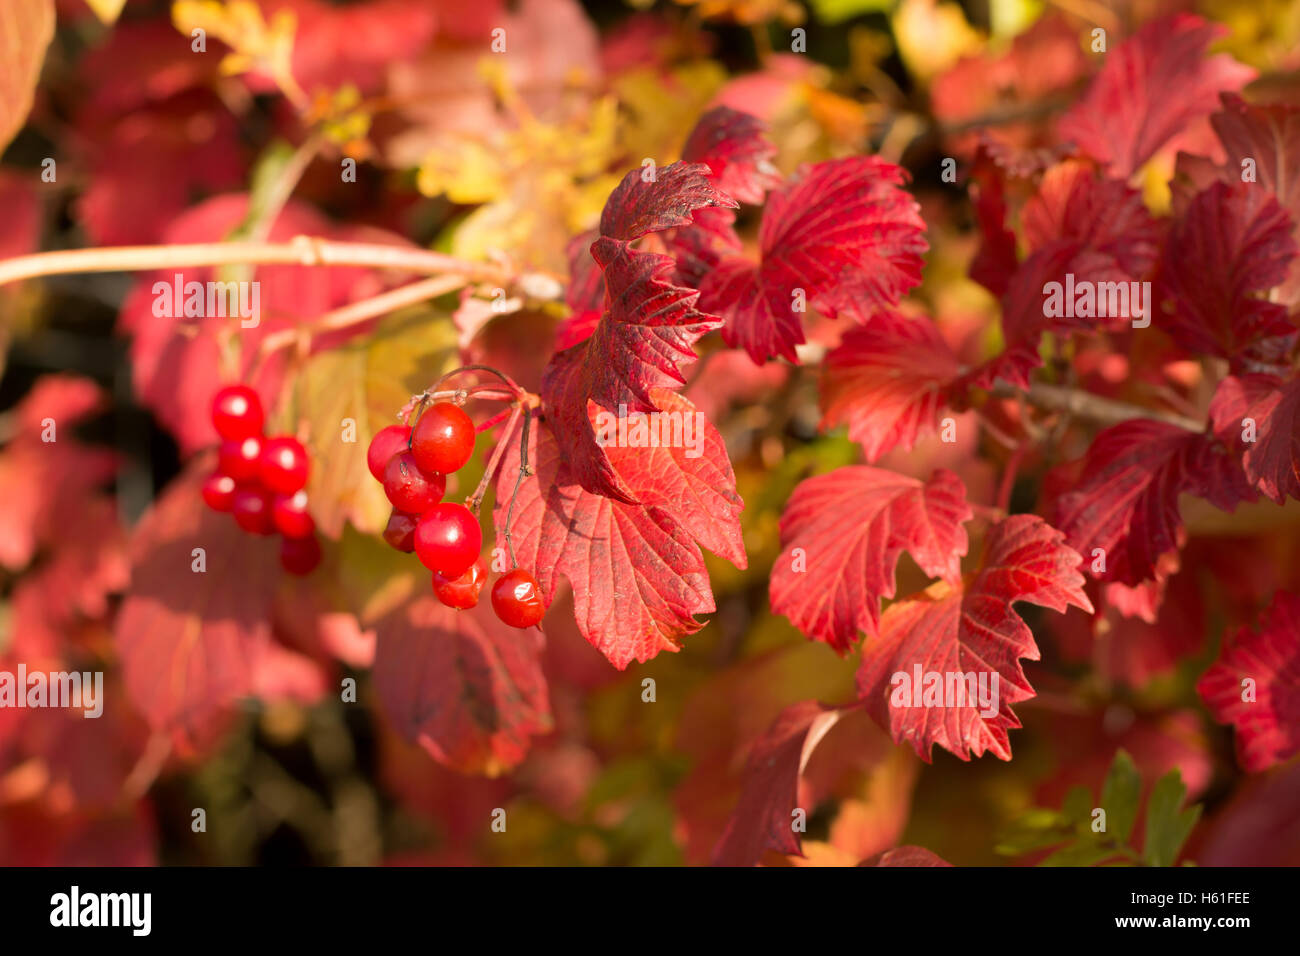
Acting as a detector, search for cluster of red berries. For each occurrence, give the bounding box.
[367,401,545,628]
[202,385,321,576]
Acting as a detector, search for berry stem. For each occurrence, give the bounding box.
[501,404,532,571]
[466,401,522,515]
[475,406,514,433]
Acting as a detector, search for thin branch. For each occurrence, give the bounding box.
[244,135,325,245]
[0,238,514,289]
[991,382,1203,432]
[256,273,468,361]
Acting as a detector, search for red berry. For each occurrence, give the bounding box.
[211,384,265,440]
[272,490,315,539]
[367,424,411,482]
[260,436,310,494]
[280,535,322,576]
[432,559,487,610]
[219,436,263,483]
[491,569,545,628]
[382,509,419,552]
[413,502,481,577]
[201,472,237,512]
[231,488,274,535]
[383,452,445,514]
[411,402,475,475]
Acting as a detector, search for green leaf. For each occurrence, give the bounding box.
[1142,770,1202,867]
[1062,785,1094,832]
[994,808,1070,855]
[1040,839,1131,868]
[807,0,898,24]
[1101,749,1142,843]
[230,140,298,241]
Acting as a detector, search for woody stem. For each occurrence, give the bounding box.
[990,382,1203,432]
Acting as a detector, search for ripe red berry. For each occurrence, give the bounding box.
[367,424,411,481]
[280,535,322,576]
[260,436,309,494]
[411,402,475,475]
[431,559,487,610]
[201,472,237,512]
[272,490,315,539]
[491,569,545,628]
[413,502,481,577]
[219,435,264,483]
[211,384,264,440]
[231,488,274,535]
[383,452,445,514]
[382,509,418,552]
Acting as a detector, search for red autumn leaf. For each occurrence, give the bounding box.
[114,466,327,745]
[856,514,1092,761]
[1020,160,1161,279]
[0,376,117,571]
[1241,375,1300,504]
[700,156,928,364]
[371,593,552,775]
[493,390,745,669]
[930,13,1088,159]
[680,105,780,206]
[967,145,1019,298]
[1057,14,1255,179]
[770,467,972,654]
[710,701,841,866]
[1194,758,1300,866]
[1209,94,1300,214]
[1051,553,1206,688]
[966,162,1162,392]
[542,162,733,501]
[76,93,246,247]
[265,0,438,95]
[0,169,41,262]
[1054,419,1256,587]
[1159,180,1297,369]
[860,846,952,867]
[1209,373,1300,505]
[598,160,736,241]
[960,242,1092,391]
[1197,590,1300,772]
[9,497,129,662]
[820,311,962,462]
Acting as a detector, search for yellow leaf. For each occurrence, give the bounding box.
[892,0,982,81]
[0,0,55,156]
[284,311,459,539]
[83,0,127,25]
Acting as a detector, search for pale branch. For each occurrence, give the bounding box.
[991,381,1204,432]
[0,237,518,289]
[256,273,469,359]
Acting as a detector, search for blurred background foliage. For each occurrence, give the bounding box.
[1,0,1298,866]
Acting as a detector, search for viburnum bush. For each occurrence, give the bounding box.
[0,0,1297,868]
